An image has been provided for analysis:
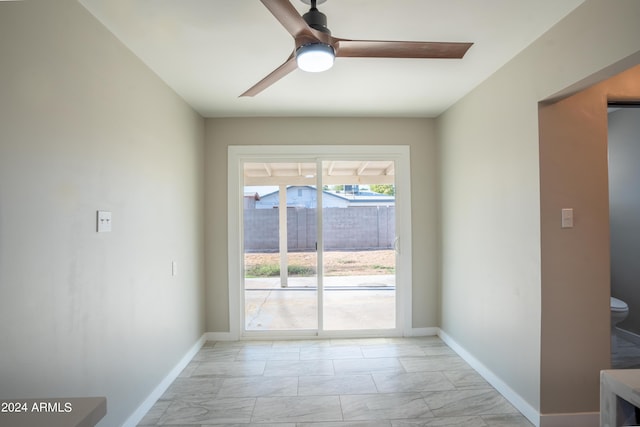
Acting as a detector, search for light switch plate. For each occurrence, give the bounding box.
[97,211,112,233]
[561,208,573,229]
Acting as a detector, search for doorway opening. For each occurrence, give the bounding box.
[228,146,412,339]
[608,103,640,368]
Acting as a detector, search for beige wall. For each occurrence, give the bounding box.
[437,48,543,413]
[608,108,640,335]
[438,0,640,420]
[539,65,640,414]
[204,118,438,333]
[0,2,205,426]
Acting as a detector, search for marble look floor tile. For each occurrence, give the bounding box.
[177,362,199,378]
[611,335,640,369]
[217,376,298,397]
[154,424,206,427]
[252,395,343,423]
[271,340,307,349]
[421,346,458,357]
[442,370,490,390]
[298,422,392,427]
[137,337,532,427]
[394,337,443,347]
[235,349,301,361]
[158,397,255,425]
[136,400,170,426]
[421,389,519,417]
[333,357,404,374]
[193,360,266,377]
[480,414,534,426]
[192,347,240,362]
[391,416,488,426]
[202,424,295,427]
[298,374,377,395]
[161,377,225,399]
[263,359,334,376]
[300,345,364,360]
[341,393,433,421]
[372,371,456,393]
[210,341,272,353]
[362,344,426,358]
[400,356,470,373]
[333,337,395,346]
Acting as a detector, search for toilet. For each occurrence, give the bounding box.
[611,296,629,353]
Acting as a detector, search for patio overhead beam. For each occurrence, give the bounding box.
[263,163,272,177]
[357,162,370,176]
[327,161,335,176]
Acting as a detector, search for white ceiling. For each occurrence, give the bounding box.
[79,0,584,118]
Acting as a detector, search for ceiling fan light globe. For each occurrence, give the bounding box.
[296,43,335,72]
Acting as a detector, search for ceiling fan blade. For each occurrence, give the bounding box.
[333,39,473,59]
[240,53,298,97]
[260,0,313,38]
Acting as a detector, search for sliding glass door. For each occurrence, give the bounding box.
[228,145,411,338]
[241,157,397,334]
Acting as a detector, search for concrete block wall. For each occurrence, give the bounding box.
[244,207,395,251]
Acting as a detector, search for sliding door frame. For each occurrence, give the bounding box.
[228,145,412,339]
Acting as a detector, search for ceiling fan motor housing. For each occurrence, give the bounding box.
[303,5,331,35]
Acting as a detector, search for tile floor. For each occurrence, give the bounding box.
[612,332,640,369]
[137,336,534,426]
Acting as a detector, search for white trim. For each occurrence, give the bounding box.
[228,145,412,339]
[539,412,599,427]
[316,161,325,331]
[438,329,541,427]
[395,149,413,336]
[228,150,243,341]
[122,334,207,427]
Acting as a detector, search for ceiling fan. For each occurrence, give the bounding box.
[241,0,473,97]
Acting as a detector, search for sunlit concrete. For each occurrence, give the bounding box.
[245,275,395,331]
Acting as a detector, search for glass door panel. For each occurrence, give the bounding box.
[321,160,397,330]
[243,162,317,331]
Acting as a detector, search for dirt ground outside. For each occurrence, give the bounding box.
[244,249,395,276]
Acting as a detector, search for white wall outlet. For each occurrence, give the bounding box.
[97,210,112,233]
[561,208,573,229]
[172,261,177,277]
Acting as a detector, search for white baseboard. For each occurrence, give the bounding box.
[539,412,599,427]
[122,334,207,427]
[437,329,540,427]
